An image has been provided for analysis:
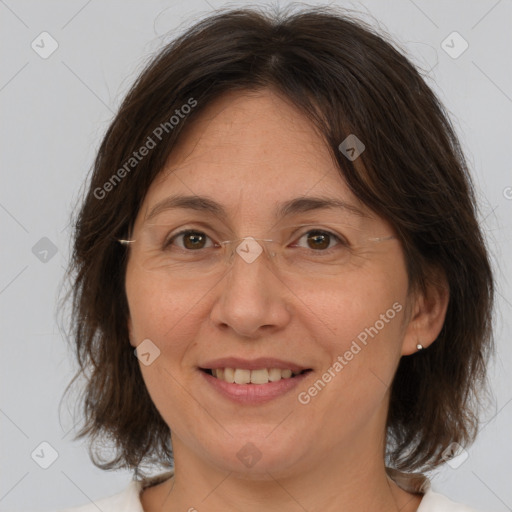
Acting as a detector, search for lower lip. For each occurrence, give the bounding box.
[200,370,311,404]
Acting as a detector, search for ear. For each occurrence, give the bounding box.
[401,267,449,356]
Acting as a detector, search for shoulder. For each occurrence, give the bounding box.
[419,488,482,512]
[57,472,174,512]
[57,480,143,512]
[386,468,483,512]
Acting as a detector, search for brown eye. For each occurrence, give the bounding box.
[183,232,207,249]
[168,230,213,250]
[294,229,345,251]
[307,231,331,250]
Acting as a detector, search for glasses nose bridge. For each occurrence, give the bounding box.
[224,236,278,267]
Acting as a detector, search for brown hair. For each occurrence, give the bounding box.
[64,5,494,474]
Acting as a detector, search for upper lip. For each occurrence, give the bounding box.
[199,357,310,373]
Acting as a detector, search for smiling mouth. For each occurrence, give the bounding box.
[200,367,312,384]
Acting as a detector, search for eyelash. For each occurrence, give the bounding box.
[164,228,349,253]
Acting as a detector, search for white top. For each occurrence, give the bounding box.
[59,468,481,512]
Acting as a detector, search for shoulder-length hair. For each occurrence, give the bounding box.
[65,5,494,474]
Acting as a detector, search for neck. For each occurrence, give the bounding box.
[141,442,423,512]
[141,391,422,512]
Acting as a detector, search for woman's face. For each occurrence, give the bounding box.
[125,89,417,478]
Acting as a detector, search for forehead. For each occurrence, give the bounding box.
[138,89,375,227]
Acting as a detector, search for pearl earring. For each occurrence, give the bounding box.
[416,343,424,351]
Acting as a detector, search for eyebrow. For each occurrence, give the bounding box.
[145,194,369,222]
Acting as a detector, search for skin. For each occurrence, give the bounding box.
[125,88,449,512]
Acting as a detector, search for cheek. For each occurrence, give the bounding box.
[297,256,408,345]
[125,262,207,345]
[299,259,409,411]
[339,261,408,369]
[125,264,205,430]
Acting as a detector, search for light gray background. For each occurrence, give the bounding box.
[1,0,511,511]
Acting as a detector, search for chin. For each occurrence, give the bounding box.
[196,429,309,479]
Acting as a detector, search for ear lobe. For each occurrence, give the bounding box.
[401,269,450,356]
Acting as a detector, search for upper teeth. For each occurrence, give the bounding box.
[211,368,299,384]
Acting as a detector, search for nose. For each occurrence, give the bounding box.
[209,241,292,338]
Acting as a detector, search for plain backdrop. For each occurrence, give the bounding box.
[1,0,511,511]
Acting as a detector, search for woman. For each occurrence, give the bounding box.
[62,6,494,512]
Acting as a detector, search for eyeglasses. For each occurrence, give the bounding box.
[118,221,396,279]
